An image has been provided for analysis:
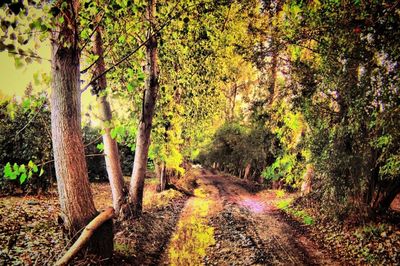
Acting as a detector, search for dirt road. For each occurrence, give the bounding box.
[164,173,338,266]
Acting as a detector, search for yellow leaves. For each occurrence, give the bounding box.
[143,186,183,209]
[310,0,322,12]
[193,187,208,199]
[289,39,321,67]
[302,149,312,162]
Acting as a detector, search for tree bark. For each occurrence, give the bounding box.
[92,16,126,215]
[50,0,112,257]
[230,83,237,120]
[372,179,400,213]
[129,0,159,216]
[244,163,251,180]
[159,162,168,191]
[268,0,283,104]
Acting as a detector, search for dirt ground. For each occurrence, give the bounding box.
[1,170,399,265]
[161,173,338,266]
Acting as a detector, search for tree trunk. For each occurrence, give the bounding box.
[92,17,126,215]
[50,0,112,257]
[230,83,237,120]
[268,1,283,104]
[372,179,400,213]
[55,207,115,266]
[244,163,251,180]
[129,0,159,216]
[269,46,278,102]
[159,162,168,191]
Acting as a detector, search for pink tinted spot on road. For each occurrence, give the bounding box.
[239,198,266,213]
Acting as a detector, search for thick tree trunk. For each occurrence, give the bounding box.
[92,19,126,215]
[129,0,159,216]
[50,0,112,257]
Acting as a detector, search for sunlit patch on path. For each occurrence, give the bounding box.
[167,183,219,265]
[163,173,338,265]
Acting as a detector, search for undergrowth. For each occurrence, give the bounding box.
[276,198,314,225]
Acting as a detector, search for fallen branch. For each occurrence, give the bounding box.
[55,207,115,266]
[168,183,194,197]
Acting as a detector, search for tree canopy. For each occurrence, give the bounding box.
[1,0,399,231]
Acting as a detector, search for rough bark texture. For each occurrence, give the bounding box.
[129,0,159,216]
[50,0,112,257]
[92,19,126,215]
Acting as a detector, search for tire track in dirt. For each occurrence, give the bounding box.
[202,174,339,266]
[161,172,338,265]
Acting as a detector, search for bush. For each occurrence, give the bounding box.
[0,91,54,195]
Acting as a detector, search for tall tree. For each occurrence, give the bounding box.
[91,9,127,216]
[50,0,112,256]
[129,0,159,216]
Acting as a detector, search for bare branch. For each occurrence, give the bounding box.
[7,51,50,62]
[80,2,180,93]
[80,10,106,52]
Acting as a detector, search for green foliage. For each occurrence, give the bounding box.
[280,0,400,216]
[258,101,309,188]
[275,189,285,198]
[96,142,104,152]
[0,1,51,66]
[276,199,314,225]
[3,161,39,184]
[0,91,53,195]
[276,199,292,210]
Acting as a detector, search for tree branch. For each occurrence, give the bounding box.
[15,102,45,137]
[81,0,182,93]
[55,207,114,266]
[7,51,50,62]
[80,10,106,52]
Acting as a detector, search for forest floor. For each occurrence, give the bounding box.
[1,169,399,265]
[159,172,338,266]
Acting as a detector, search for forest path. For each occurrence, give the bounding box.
[163,172,338,265]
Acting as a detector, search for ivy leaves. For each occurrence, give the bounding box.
[3,161,43,185]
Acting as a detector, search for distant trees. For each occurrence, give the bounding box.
[199,122,276,183]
